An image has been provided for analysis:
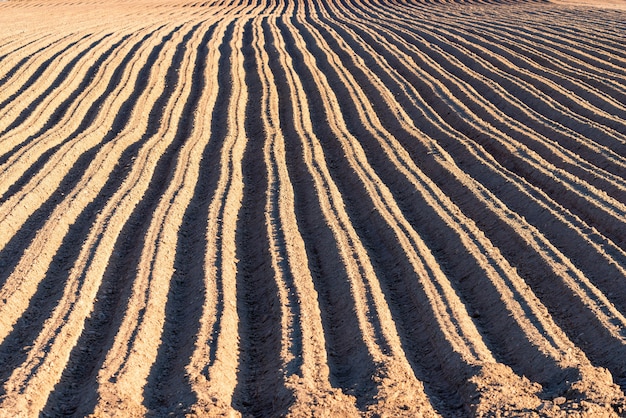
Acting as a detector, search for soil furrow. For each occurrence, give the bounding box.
[0,0,624,416]
[0,33,133,169]
[140,22,220,417]
[0,22,200,417]
[318,2,626,318]
[0,28,163,293]
[336,2,619,248]
[186,18,249,414]
[0,34,93,117]
[297,5,611,414]
[456,18,626,107]
[232,20,293,416]
[275,13,382,412]
[0,23,181,324]
[308,4,624,412]
[90,21,218,416]
[0,33,114,138]
[0,33,79,102]
[0,33,65,93]
[358,11,626,246]
[177,20,233,414]
[0,25,165,201]
[277,11,454,415]
[43,17,230,418]
[0,24,177,251]
[261,16,362,416]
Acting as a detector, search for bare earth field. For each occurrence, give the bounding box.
[0,0,625,416]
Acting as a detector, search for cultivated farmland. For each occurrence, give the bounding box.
[0,0,625,416]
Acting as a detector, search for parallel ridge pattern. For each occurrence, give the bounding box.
[0,0,625,416]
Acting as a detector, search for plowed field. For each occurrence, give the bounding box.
[0,0,625,416]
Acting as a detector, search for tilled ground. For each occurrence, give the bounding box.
[0,0,625,416]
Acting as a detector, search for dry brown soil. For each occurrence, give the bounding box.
[0,0,625,416]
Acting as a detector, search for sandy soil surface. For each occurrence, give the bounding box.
[0,0,625,416]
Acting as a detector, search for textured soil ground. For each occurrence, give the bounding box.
[0,0,625,416]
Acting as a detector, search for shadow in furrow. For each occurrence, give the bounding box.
[0,34,68,90]
[324,0,561,374]
[417,22,626,186]
[373,12,626,281]
[288,12,393,364]
[140,23,218,417]
[0,33,111,138]
[0,219,85,400]
[290,14,480,415]
[311,9,625,396]
[0,34,90,113]
[0,26,171,291]
[231,21,293,417]
[0,33,131,167]
[269,18,378,410]
[0,28,162,205]
[38,24,201,417]
[342,3,626,388]
[389,27,626,248]
[196,21,235,376]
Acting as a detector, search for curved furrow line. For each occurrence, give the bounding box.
[336,0,623,257]
[0,24,178,255]
[254,16,365,417]
[0,7,210,181]
[277,7,407,412]
[452,20,626,116]
[0,33,63,88]
[455,17,626,102]
[513,16,626,61]
[454,7,626,56]
[0,27,169,298]
[384,18,626,198]
[137,21,225,417]
[283,7,506,415]
[0,31,117,146]
[336,0,623,360]
[159,16,233,417]
[0,33,40,60]
[0,33,96,119]
[359,1,626,164]
[337,0,626,389]
[356,0,623,308]
[299,3,625,413]
[405,42,626,246]
[340,0,626,198]
[293,7,426,377]
[340,3,626,249]
[381,7,626,150]
[0,23,186,349]
[185,18,249,414]
[36,17,228,418]
[371,2,626,115]
[311,0,626,403]
[354,0,623,266]
[271,44,397,416]
[343,0,626,201]
[522,6,626,34]
[0,20,195,412]
[0,32,136,169]
[400,2,626,71]
[426,21,626,140]
[231,19,294,416]
[86,21,221,417]
[0,11,193,160]
[469,10,626,76]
